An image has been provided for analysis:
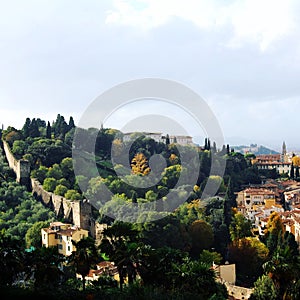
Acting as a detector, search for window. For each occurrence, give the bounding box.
[68,246,71,252]
[43,234,46,240]
[58,244,63,250]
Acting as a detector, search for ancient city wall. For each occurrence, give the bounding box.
[2,140,96,237]
[2,140,30,185]
[31,178,93,234]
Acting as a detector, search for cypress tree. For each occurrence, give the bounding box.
[296,167,299,178]
[290,163,295,179]
[207,138,211,151]
[22,118,31,138]
[29,118,40,138]
[223,178,236,227]
[226,144,230,155]
[68,116,75,131]
[46,121,51,139]
[165,134,170,145]
[204,138,208,150]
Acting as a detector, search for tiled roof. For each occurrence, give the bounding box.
[243,188,275,195]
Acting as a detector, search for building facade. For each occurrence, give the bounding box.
[41,222,89,256]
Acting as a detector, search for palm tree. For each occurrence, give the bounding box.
[0,229,24,286]
[70,236,99,291]
[27,246,65,289]
[171,257,228,298]
[263,246,298,299]
[100,221,140,290]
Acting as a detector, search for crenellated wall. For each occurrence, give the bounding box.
[2,139,98,238]
[31,178,95,235]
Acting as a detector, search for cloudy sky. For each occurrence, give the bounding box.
[1,0,300,151]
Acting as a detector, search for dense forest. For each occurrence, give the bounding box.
[0,114,299,299]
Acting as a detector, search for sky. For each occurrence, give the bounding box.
[1,0,300,151]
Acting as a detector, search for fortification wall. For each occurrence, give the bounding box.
[3,140,19,174]
[31,178,95,235]
[3,141,30,185]
[2,139,96,237]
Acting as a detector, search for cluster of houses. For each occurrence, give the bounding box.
[236,179,300,245]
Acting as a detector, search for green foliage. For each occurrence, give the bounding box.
[43,177,57,192]
[229,212,252,241]
[31,165,48,183]
[69,236,99,291]
[199,249,222,265]
[262,246,300,299]
[64,189,83,200]
[100,221,140,289]
[0,150,55,244]
[47,163,63,180]
[174,200,204,226]
[171,257,228,299]
[0,229,24,286]
[228,238,269,286]
[3,127,23,146]
[250,275,278,300]
[27,138,71,167]
[25,220,50,248]
[12,140,27,158]
[189,220,214,257]
[139,215,189,250]
[54,184,68,196]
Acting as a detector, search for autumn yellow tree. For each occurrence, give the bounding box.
[264,212,284,237]
[264,211,285,254]
[131,153,151,176]
[292,155,300,167]
[169,153,179,165]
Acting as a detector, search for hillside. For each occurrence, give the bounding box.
[233,144,279,155]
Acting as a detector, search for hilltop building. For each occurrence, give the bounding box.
[122,132,194,145]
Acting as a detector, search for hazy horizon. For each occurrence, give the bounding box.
[1,1,300,151]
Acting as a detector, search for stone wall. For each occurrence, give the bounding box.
[31,178,95,235]
[3,140,30,186]
[2,140,97,237]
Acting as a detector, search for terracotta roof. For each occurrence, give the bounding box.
[57,229,76,237]
[86,269,103,278]
[97,261,115,268]
[50,222,68,226]
[256,162,291,165]
[242,188,275,195]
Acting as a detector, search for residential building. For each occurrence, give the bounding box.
[237,187,282,221]
[279,210,300,245]
[252,142,291,174]
[284,186,300,210]
[41,222,89,256]
[76,261,119,283]
[169,135,193,145]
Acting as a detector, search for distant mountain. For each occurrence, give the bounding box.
[233,144,279,155]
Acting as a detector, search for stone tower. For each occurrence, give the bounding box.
[281,141,288,163]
